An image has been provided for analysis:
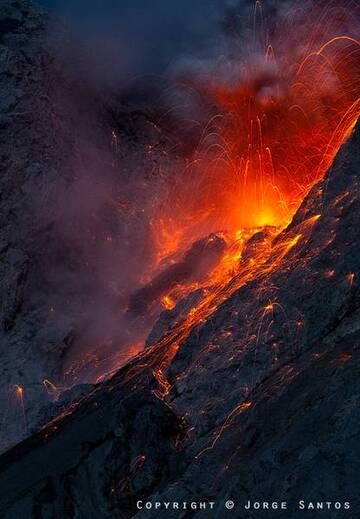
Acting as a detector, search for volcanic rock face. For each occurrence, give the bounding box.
[0,99,359,519]
[0,1,360,519]
[0,0,118,450]
[0,0,56,452]
[129,233,227,316]
[0,0,185,452]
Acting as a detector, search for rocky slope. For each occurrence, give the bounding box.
[0,0,183,453]
[0,97,359,519]
[0,0,122,451]
[0,0,60,451]
[0,1,359,518]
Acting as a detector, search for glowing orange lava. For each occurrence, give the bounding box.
[67,1,360,386]
[153,1,360,252]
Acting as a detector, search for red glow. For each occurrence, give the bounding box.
[124,0,360,382]
[153,1,359,251]
[139,0,360,397]
[61,2,360,387]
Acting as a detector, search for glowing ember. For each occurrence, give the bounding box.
[347,272,355,287]
[14,385,23,397]
[264,303,274,312]
[161,295,175,310]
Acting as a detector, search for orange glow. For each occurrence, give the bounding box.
[15,385,23,396]
[82,2,359,388]
[264,303,274,312]
[73,3,360,456]
[347,272,355,287]
[279,234,302,258]
[305,214,321,225]
[14,384,27,432]
[161,295,175,310]
[238,401,253,412]
[151,0,359,253]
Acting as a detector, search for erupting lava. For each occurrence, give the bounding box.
[153,0,360,250]
[59,1,360,387]
[133,0,360,340]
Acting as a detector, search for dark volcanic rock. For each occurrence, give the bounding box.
[0,0,57,452]
[0,0,188,452]
[0,0,359,517]
[0,372,184,519]
[146,288,206,347]
[34,383,94,430]
[0,115,359,517]
[128,233,227,316]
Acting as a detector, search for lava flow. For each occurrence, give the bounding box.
[58,0,360,388]
[129,0,359,329]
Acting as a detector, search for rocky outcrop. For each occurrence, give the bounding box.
[0,1,359,518]
[0,106,358,517]
[129,233,226,316]
[0,0,185,452]
[0,0,57,452]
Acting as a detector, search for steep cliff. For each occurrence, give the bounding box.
[0,0,181,453]
[0,1,359,518]
[0,103,359,519]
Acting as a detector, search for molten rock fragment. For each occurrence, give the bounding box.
[240,226,277,264]
[128,233,227,315]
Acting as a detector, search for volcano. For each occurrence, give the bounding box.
[0,0,359,518]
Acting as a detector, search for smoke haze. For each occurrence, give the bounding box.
[33,0,360,385]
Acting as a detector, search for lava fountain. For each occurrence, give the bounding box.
[153,0,360,248]
[63,0,360,385]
